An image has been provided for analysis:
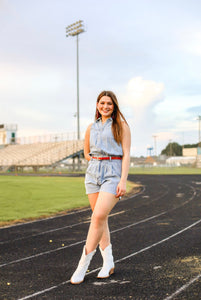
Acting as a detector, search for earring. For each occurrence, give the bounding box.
[112,111,116,120]
[96,110,100,119]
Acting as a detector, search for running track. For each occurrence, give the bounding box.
[1,175,201,300]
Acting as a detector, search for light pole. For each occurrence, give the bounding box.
[66,20,85,140]
[197,115,201,147]
[152,135,158,157]
[169,139,172,156]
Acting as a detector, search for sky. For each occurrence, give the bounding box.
[0,0,201,157]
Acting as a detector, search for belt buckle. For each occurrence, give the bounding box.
[98,157,102,160]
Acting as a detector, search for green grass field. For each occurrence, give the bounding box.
[0,176,135,225]
[1,167,200,225]
[129,167,201,175]
[0,176,88,225]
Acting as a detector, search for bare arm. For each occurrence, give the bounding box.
[116,122,131,198]
[84,123,93,161]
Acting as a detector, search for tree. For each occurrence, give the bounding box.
[183,143,199,148]
[161,142,182,156]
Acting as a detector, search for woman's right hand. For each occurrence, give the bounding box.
[84,124,93,161]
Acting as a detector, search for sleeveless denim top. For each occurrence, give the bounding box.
[89,117,123,157]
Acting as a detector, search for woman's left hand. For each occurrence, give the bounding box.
[115,180,126,198]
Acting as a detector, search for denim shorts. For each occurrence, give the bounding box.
[85,158,122,195]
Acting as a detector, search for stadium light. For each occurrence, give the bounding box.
[197,115,201,147]
[152,135,158,157]
[169,139,172,156]
[66,20,85,140]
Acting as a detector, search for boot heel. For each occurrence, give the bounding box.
[97,267,115,279]
[70,246,96,284]
[97,244,115,279]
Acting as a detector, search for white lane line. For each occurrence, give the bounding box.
[0,179,192,233]
[86,210,125,220]
[140,184,169,205]
[17,218,201,300]
[2,183,172,246]
[111,212,166,233]
[163,273,201,300]
[1,184,197,268]
[0,186,145,231]
[0,240,86,268]
[114,218,201,264]
[0,207,91,230]
[0,212,127,267]
[0,211,162,268]
[0,211,125,245]
[0,187,146,244]
[0,220,90,245]
[18,280,72,300]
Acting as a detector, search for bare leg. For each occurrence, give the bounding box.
[99,218,110,250]
[85,192,118,254]
[70,192,117,283]
[88,193,110,250]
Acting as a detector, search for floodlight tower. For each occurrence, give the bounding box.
[66,20,85,140]
[152,135,158,157]
[197,115,201,147]
[169,139,172,156]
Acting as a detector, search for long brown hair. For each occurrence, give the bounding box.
[95,91,128,145]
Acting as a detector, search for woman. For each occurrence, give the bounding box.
[71,90,131,284]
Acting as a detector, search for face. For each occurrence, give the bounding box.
[97,96,114,118]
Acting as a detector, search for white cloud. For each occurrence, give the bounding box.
[15,108,50,122]
[120,77,165,121]
[172,120,198,133]
[1,1,201,156]
[0,63,63,96]
[179,29,201,56]
[0,0,10,11]
[153,131,178,141]
[17,127,50,139]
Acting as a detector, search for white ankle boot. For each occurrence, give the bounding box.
[97,243,115,278]
[71,246,96,284]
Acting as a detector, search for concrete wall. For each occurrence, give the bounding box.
[166,156,196,166]
[183,148,197,157]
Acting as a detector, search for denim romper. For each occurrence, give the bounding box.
[85,117,123,195]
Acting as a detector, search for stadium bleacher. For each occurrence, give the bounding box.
[0,140,84,170]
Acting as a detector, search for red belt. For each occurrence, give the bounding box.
[92,156,122,160]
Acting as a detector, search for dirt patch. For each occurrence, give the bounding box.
[180,256,201,272]
[163,255,201,282]
[125,181,142,199]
